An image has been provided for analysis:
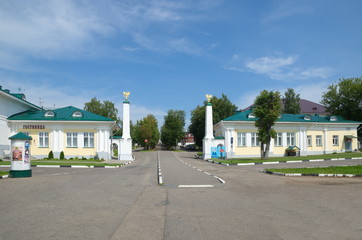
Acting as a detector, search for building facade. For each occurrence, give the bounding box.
[1,87,119,160]
[214,108,360,158]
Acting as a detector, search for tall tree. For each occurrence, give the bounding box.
[84,97,120,122]
[133,114,160,150]
[189,94,238,148]
[321,77,362,138]
[321,77,362,121]
[161,110,186,149]
[253,90,282,160]
[283,88,301,114]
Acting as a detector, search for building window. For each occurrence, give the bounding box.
[286,133,295,146]
[237,132,246,147]
[39,132,49,147]
[67,133,78,147]
[84,132,94,148]
[72,111,83,118]
[307,135,312,147]
[251,133,259,146]
[275,133,283,146]
[332,135,339,146]
[316,135,322,146]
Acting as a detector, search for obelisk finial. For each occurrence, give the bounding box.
[123,92,130,101]
[206,94,212,103]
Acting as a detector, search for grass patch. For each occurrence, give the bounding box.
[0,171,9,176]
[266,165,362,175]
[36,158,103,162]
[0,160,121,167]
[215,152,362,164]
[31,161,122,167]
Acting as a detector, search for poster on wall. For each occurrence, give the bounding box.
[211,147,218,158]
[217,145,226,159]
[12,147,23,161]
[24,141,30,163]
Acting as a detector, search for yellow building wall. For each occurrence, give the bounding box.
[234,130,261,156]
[64,130,97,157]
[273,146,287,155]
[19,128,98,158]
[20,128,51,156]
[306,130,357,153]
[306,130,324,152]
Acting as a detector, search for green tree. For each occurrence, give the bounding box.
[321,77,362,138]
[283,88,301,114]
[133,114,160,150]
[321,77,362,121]
[161,110,186,149]
[189,94,238,148]
[84,97,120,122]
[253,90,282,160]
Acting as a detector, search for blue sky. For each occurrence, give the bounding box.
[1,0,361,127]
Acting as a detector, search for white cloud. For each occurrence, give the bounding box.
[0,0,224,71]
[226,54,333,81]
[245,55,297,76]
[293,81,330,104]
[1,78,88,109]
[169,38,202,55]
[0,0,114,59]
[262,1,313,23]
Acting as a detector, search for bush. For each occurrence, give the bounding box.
[48,151,54,159]
[60,151,65,160]
[81,156,87,160]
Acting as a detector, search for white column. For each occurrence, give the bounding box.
[203,101,215,159]
[119,99,133,161]
[122,102,131,139]
[323,128,328,154]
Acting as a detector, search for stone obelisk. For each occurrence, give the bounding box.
[119,92,133,161]
[203,94,214,159]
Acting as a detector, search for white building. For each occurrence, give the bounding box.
[1,86,119,160]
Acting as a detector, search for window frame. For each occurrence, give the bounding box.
[39,132,49,148]
[307,135,312,147]
[67,132,78,148]
[237,132,246,147]
[332,135,339,146]
[316,135,322,146]
[251,133,259,147]
[275,133,283,146]
[286,132,295,146]
[84,132,94,148]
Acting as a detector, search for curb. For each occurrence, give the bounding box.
[0,157,135,169]
[0,174,9,179]
[203,157,362,167]
[261,170,362,178]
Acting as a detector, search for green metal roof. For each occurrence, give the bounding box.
[8,106,114,122]
[9,132,32,140]
[223,108,360,124]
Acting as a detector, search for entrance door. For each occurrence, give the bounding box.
[345,139,352,152]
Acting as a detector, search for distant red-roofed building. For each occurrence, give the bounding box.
[242,99,329,116]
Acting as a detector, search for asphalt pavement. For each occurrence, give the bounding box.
[1,151,362,240]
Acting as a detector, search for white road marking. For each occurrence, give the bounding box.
[178,185,214,188]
